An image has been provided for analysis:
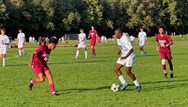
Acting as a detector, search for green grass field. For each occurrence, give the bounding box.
[0,35,188,107]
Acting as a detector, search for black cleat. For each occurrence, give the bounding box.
[164,73,167,79]
[170,73,174,78]
[52,93,60,96]
[29,82,33,91]
[136,85,141,92]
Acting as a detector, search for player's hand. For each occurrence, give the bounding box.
[116,51,121,56]
[28,62,32,67]
[120,57,126,60]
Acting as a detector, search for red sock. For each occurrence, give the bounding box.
[162,64,166,71]
[92,48,95,56]
[31,79,37,84]
[49,84,55,93]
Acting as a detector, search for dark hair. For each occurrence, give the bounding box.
[0,28,5,32]
[49,38,58,45]
[80,28,84,31]
[115,28,122,34]
[18,28,22,31]
[158,24,166,34]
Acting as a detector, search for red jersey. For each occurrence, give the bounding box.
[89,30,97,41]
[156,34,172,53]
[32,45,51,66]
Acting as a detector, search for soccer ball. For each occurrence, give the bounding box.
[111,83,120,92]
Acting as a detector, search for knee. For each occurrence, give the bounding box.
[162,59,166,65]
[39,77,45,82]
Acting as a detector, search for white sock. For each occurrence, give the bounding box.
[19,50,22,56]
[118,75,126,84]
[164,70,167,73]
[133,79,140,87]
[76,50,79,58]
[3,58,5,67]
[170,70,173,74]
[85,51,87,59]
[22,49,26,55]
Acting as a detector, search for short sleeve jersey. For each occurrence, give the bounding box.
[32,45,51,66]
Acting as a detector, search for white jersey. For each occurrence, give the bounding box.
[78,33,86,44]
[17,33,25,43]
[117,34,135,57]
[138,31,147,42]
[0,35,10,48]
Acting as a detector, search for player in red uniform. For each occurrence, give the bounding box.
[156,25,173,78]
[88,26,98,58]
[28,38,59,96]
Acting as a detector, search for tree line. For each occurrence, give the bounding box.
[0,0,188,38]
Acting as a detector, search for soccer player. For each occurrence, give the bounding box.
[137,28,148,56]
[75,28,87,59]
[0,28,10,67]
[17,28,26,56]
[113,29,141,92]
[156,25,174,78]
[88,25,98,58]
[28,38,59,96]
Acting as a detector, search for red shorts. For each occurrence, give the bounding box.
[160,52,172,60]
[32,65,50,75]
[90,40,96,47]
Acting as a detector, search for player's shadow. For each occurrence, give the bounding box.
[57,86,110,94]
[141,79,188,92]
[48,60,105,65]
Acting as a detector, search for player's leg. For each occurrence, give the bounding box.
[18,48,22,56]
[114,59,128,90]
[160,52,167,78]
[83,47,87,59]
[2,54,6,67]
[29,73,45,90]
[21,47,26,56]
[75,48,80,59]
[44,69,59,96]
[91,46,96,58]
[167,58,173,78]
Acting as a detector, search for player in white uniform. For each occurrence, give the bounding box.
[137,28,148,56]
[17,28,26,56]
[114,29,141,92]
[74,28,87,59]
[0,28,10,67]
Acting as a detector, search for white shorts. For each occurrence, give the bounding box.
[78,43,86,48]
[18,43,23,48]
[139,41,145,47]
[0,47,8,54]
[116,56,135,67]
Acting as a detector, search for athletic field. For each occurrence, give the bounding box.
[0,35,188,107]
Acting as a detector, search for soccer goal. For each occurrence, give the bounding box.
[64,33,78,40]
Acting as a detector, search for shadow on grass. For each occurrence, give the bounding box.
[56,86,110,94]
[48,60,105,65]
[141,78,188,92]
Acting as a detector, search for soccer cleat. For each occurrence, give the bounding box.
[29,82,33,91]
[164,73,167,79]
[136,85,141,92]
[121,83,128,90]
[92,55,96,58]
[74,57,78,60]
[52,92,60,96]
[170,73,174,78]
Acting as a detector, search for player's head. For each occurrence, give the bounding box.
[140,27,144,32]
[18,28,22,33]
[80,28,84,33]
[158,25,166,34]
[48,38,58,50]
[0,28,5,35]
[91,25,95,30]
[115,28,122,39]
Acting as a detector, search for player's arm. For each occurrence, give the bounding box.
[29,51,36,66]
[2,37,10,45]
[146,37,149,45]
[88,33,91,39]
[120,48,133,60]
[166,36,173,47]
[156,41,160,53]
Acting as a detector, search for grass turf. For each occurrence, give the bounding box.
[0,35,188,107]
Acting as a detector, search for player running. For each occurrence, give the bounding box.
[137,28,148,56]
[88,25,98,58]
[28,38,59,96]
[113,29,141,92]
[0,28,10,67]
[17,28,26,57]
[156,25,174,78]
[75,28,87,59]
